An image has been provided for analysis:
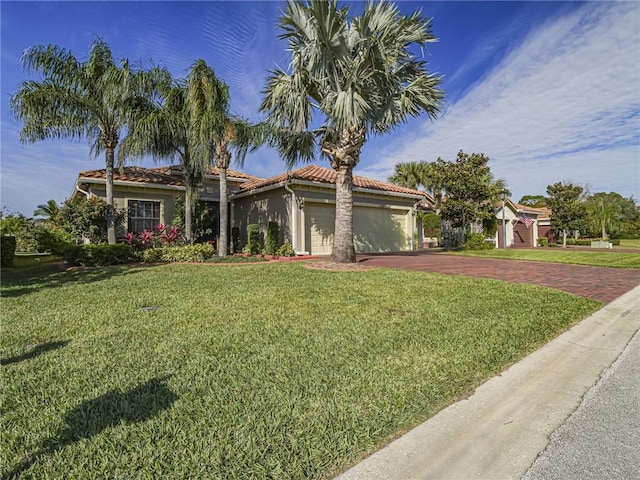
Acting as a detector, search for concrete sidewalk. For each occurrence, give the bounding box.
[336,285,640,480]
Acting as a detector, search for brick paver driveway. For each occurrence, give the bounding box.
[357,251,640,303]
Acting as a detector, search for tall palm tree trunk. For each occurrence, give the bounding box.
[218,168,228,256]
[105,148,117,244]
[331,165,356,263]
[184,174,193,243]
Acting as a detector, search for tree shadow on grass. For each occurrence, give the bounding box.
[0,264,155,299]
[0,340,69,366]
[3,375,178,479]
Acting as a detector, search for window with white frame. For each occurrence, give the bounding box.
[128,200,160,233]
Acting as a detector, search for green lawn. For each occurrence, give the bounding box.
[12,253,58,268]
[620,239,640,249]
[1,262,600,479]
[450,248,640,268]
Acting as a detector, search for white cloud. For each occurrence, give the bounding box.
[361,2,640,201]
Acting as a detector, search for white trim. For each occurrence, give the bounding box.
[124,197,165,232]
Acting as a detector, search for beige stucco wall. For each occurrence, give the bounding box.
[232,184,418,254]
[232,189,291,248]
[81,184,180,238]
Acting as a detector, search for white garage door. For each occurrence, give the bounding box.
[305,203,410,255]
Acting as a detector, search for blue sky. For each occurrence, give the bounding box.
[1,1,639,216]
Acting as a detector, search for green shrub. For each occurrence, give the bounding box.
[265,221,280,255]
[565,238,620,246]
[246,224,262,255]
[142,244,216,263]
[421,213,441,239]
[58,196,125,244]
[482,216,498,236]
[33,226,74,255]
[1,236,16,267]
[64,244,133,266]
[277,243,295,257]
[537,237,549,247]
[463,233,494,250]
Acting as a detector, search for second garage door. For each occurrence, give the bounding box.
[305,203,410,255]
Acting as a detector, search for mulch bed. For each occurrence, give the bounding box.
[304,261,377,272]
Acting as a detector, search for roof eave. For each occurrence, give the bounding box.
[232,177,424,200]
[77,177,185,191]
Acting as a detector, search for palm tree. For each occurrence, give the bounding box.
[389,161,445,212]
[388,161,430,191]
[261,0,443,262]
[10,37,155,244]
[119,72,208,242]
[33,199,60,222]
[586,193,623,240]
[188,60,264,256]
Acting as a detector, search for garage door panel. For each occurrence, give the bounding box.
[354,207,408,253]
[306,205,334,255]
[305,203,410,254]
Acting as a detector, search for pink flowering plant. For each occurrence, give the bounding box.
[123,224,183,256]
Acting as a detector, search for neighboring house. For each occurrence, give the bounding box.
[495,198,549,248]
[71,166,257,239]
[69,164,426,255]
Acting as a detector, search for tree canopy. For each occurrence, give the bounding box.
[546,181,587,247]
[10,37,162,244]
[518,195,548,208]
[433,151,507,232]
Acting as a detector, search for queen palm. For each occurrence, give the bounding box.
[33,199,60,222]
[119,70,207,242]
[261,0,443,262]
[188,60,264,256]
[10,37,154,244]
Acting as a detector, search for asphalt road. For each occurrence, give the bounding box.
[522,327,640,480]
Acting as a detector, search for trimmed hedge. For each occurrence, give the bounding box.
[143,244,216,263]
[64,244,133,266]
[265,221,280,255]
[1,235,16,267]
[246,224,262,255]
[566,238,621,246]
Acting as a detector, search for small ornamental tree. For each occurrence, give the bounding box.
[58,196,125,244]
[435,151,507,232]
[546,182,587,247]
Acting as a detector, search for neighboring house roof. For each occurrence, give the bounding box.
[77,166,259,186]
[237,164,424,198]
[495,198,550,218]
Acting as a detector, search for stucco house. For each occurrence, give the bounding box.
[494,198,551,248]
[71,165,257,240]
[69,164,426,255]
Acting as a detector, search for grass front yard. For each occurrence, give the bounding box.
[450,248,640,268]
[1,262,600,479]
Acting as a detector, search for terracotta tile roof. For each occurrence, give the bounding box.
[512,200,550,216]
[78,166,185,186]
[78,165,260,186]
[238,164,424,197]
[159,165,259,180]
